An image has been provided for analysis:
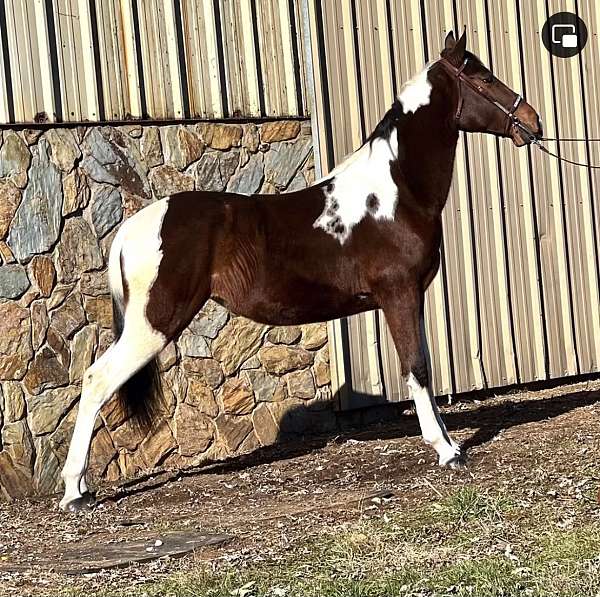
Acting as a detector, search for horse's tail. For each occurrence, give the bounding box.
[109,243,163,432]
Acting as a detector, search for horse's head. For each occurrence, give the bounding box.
[436,30,542,146]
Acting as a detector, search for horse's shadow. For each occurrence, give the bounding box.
[102,382,600,503]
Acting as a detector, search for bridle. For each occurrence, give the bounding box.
[437,56,600,170]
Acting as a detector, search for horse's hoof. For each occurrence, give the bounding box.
[439,447,467,470]
[60,492,96,513]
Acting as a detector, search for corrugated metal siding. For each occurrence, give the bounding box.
[0,0,308,124]
[308,0,600,407]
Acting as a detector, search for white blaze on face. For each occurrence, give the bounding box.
[398,63,433,114]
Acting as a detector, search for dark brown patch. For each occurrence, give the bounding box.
[366,193,379,214]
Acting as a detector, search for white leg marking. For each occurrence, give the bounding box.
[406,372,461,467]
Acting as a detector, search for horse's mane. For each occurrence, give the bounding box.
[366,99,404,147]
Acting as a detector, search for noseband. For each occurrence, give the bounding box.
[438,57,537,142]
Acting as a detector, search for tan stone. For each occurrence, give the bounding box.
[47,283,76,310]
[0,181,20,239]
[33,437,61,495]
[89,425,116,477]
[242,124,260,152]
[149,164,194,198]
[175,404,214,457]
[314,354,331,388]
[186,377,218,417]
[84,295,113,328]
[62,169,90,216]
[141,126,164,168]
[101,396,128,430]
[220,377,255,415]
[2,419,35,470]
[46,128,81,172]
[183,358,224,389]
[111,420,147,451]
[0,240,15,263]
[286,369,315,400]
[28,255,56,297]
[260,121,301,143]
[23,347,69,395]
[49,404,78,463]
[266,326,301,345]
[158,342,178,371]
[31,300,49,350]
[252,402,280,447]
[70,325,97,383]
[55,218,103,283]
[215,414,252,453]
[239,430,260,453]
[198,123,242,150]
[258,345,314,375]
[0,301,32,380]
[47,327,71,369]
[137,419,177,468]
[0,452,34,499]
[27,386,79,435]
[50,292,86,338]
[301,323,328,350]
[2,382,26,422]
[212,317,266,375]
[122,190,149,218]
[80,272,109,296]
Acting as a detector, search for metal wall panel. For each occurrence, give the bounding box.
[308,0,600,406]
[0,0,308,124]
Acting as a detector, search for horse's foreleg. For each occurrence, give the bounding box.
[59,331,165,512]
[379,285,464,468]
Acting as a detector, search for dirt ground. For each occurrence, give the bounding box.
[1,379,600,597]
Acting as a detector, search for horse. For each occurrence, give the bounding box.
[59,30,542,512]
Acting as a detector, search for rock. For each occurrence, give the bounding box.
[252,403,280,446]
[197,123,242,150]
[175,404,214,456]
[149,164,194,198]
[137,419,177,467]
[80,271,109,296]
[0,452,34,499]
[70,325,97,383]
[101,397,128,430]
[183,358,224,389]
[50,292,86,338]
[264,137,312,189]
[186,377,218,416]
[258,345,314,375]
[0,301,32,380]
[0,264,30,299]
[242,124,260,152]
[266,326,301,345]
[189,300,229,339]
[31,300,49,350]
[22,129,43,145]
[158,342,178,371]
[46,129,81,172]
[192,151,239,192]
[7,139,63,261]
[0,181,20,239]
[161,126,204,170]
[111,420,147,451]
[286,168,307,192]
[314,348,331,387]
[0,132,30,188]
[122,190,150,218]
[47,327,70,369]
[2,382,26,422]
[0,240,15,264]
[89,184,123,238]
[83,295,113,328]
[301,323,328,350]
[141,126,164,168]
[28,255,56,297]
[33,438,62,494]
[62,169,91,216]
[214,414,252,452]
[49,404,78,463]
[47,283,75,310]
[212,318,267,375]
[286,369,315,400]
[179,331,210,358]
[227,152,264,194]
[220,378,255,415]
[89,425,116,476]
[23,347,70,395]
[260,121,301,143]
[243,369,279,402]
[2,419,35,471]
[240,355,261,370]
[55,218,104,282]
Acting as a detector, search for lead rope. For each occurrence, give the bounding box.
[531,137,600,170]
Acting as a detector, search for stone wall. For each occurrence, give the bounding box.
[0,119,335,500]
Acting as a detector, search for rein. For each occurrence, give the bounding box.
[438,57,600,170]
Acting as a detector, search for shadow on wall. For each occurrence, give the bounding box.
[99,382,600,504]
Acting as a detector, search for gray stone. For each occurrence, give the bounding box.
[286,168,307,192]
[264,137,312,189]
[69,325,97,383]
[178,331,211,358]
[141,127,163,167]
[189,300,229,339]
[0,264,30,299]
[240,355,261,370]
[55,218,104,283]
[227,152,264,194]
[46,129,81,172]
[266,326,301,345]
[244,369,279,402]
[192,152,227,192]
[0,132,30,188]
[7,139,63,261]
[33,437,62,494]
[80,271,109,296]
[27,386,79,435]
[89,184,123,238]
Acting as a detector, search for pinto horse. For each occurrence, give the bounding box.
[59,31,542,512]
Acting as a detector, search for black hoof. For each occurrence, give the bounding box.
[446,452,468,470]
[63,492,96,513]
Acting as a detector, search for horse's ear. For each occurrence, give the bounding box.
[444,30,456,50]
[454,28,467,59]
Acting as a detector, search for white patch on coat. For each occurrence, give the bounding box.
[313,133,399,243]
[398,63,433,114]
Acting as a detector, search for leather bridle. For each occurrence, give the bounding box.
[438,56,538,143]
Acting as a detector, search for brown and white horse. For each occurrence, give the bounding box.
[60,31,542,512]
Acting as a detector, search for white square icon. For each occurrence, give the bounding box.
[561,34,578,48]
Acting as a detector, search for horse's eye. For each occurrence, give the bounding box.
[483,75,495,84]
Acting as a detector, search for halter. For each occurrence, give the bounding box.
[438,56,536,142]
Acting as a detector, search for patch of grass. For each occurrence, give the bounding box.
[432,486,511,523]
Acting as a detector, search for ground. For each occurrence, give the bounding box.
[1,380,600,597]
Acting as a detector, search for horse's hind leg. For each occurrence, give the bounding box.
[379,284,464,468]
